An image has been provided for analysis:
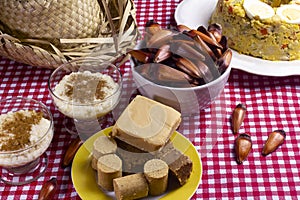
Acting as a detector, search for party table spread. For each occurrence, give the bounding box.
[1,0,300,199]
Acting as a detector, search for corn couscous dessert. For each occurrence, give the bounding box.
[210,0,300,61]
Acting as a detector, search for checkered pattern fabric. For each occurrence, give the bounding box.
[1,0,300,199]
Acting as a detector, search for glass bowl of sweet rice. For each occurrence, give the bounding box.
[0,97,54,185]
[48,58,122,139]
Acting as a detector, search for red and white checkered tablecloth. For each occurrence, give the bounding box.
[1,0,300,199]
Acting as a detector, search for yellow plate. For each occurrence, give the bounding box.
[71,127,202,200]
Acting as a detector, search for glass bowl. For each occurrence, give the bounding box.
[0,97,54,185]
[48,58,122,139]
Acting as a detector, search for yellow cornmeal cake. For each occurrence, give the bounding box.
[210,0,300,61]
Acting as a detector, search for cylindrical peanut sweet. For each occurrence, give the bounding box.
[91,155,98,170]
[93,135,117,159]
[113,173,149,200]
[144,159,169,196]
[91,135,117,170]
[97,154,122,191]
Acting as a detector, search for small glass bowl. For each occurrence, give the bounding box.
[0,97,54,185]
[48,58,122,139]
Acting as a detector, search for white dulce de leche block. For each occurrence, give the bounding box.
[111,95,181,152]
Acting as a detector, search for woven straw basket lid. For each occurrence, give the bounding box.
[0,0,139,69]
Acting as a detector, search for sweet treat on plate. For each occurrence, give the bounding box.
[111,95,181,152]
[167,153,193,186]
[92,136,193,199]
[154,140,177,158]
[157,141,193,186]
[97,154,122,191]
[144,159,169,196]
[90,96,194,198]
[91,157,98,170]
[53,70,120,120]
[0,110,53,167]
[113,173,149,200]
[93,136,118,158]
[115,138,154,174]
[210,0,300,60]
[91,135,117,170]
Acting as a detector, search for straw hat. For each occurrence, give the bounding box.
[0,0,139,68]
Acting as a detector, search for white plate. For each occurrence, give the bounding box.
[174,0,300,77]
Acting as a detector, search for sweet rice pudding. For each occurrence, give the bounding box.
[53,71,120,120]
[0,110,53,168]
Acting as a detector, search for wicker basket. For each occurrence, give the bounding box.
[0,0,139,69]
